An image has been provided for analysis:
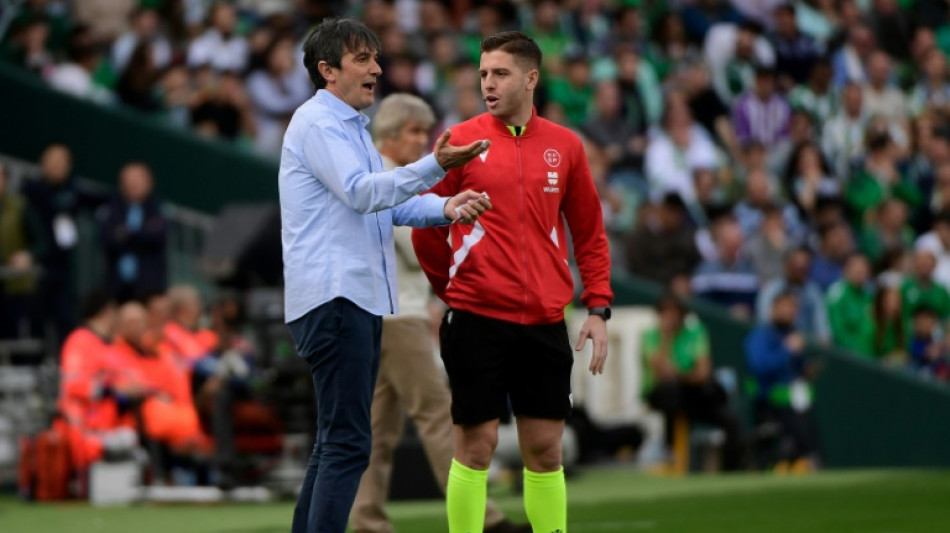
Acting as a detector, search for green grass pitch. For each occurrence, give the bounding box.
[2,468,948,532]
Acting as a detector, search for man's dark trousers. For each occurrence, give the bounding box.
[288,297,382,533]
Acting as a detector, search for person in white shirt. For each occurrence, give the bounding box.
[862,50,909,129]
[186,3,249,73]
[704,21,776,105]
[111,7,172,75]
[915,211,950,290]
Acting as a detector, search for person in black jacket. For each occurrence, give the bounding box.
[98,162,167,303]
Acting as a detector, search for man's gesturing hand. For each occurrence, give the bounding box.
[434,130,490,170]
[445,190,492,224]
[575,315,608,375]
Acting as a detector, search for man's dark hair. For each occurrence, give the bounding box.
[655,292,688,317]
[480,31,542,71]
[302,18,381,90]
[80,289,114,321]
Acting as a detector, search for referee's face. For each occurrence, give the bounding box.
[480,50,538,123]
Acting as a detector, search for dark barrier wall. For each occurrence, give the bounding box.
[0,62,279,213]
[612,274,950,468]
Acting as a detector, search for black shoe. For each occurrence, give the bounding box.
[484,520,532,533]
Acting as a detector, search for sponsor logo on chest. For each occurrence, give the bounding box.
[544,171,559,193]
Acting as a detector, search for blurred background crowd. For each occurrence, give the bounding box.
[3,0,950,493]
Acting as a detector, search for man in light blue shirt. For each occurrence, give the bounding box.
[279,18,491,533]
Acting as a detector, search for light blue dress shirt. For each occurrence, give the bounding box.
[279,89,449,323]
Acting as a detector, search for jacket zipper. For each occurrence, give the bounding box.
[516,138,529,322]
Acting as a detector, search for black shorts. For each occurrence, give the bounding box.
[439,308,573,425]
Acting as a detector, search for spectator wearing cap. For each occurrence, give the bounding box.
[732,65,791,152]
[645,92,719,203]
[826,253,875,357]
[769,3,822,88]
[624,193,702,285]
[187,2,249,73]
[914,210,950,289]
[704,20,775,105]
[757,247,830,343]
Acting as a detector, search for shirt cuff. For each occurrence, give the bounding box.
[417,193,453,226]
[410,153,447,188]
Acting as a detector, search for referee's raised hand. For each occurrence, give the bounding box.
[434,130,490,170]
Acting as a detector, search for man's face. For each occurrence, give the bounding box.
[385,119,430,166]
[772,296,798,326]
[325,47,382,110]
[868,53,891,85]
[914,250,937,279]
[786,251,810,283]
[845,256,870,286]
[480,50,538,122]
[41,145,71,185]
[120,165,153,204]
[843,85,863,116]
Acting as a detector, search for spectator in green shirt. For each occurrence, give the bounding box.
[901,249,950,323]
[858,198,915,264]
[826,254,876,357]
[845,128,922,230]
[640,294,744,470]
[547,54,593,129]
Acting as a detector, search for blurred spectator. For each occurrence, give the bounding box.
[909,47,950,117]
[615,46,662,128]
[1,16,56,76]
[732,66,791,152]
[826,253,875,356]
[47,27,113,104]
[858,198,915,264]
[681,62,737,157]
[191,71,256,141]
[745,205,794,285]
[0,163,37,339]
[915,210,950,288]
[246,35,311,155]
[72,0,135,42]
[98,162,168,303]
[547,53,593,129]
[116,42,163,111]
[744,291,820,471]
[645,92,719,203]
[821,82,867,180]
[846,128,921,229]
[757,247,831,343]
[809,219,854,291]
[625,193,701,285]
[830,23,875,87]
[704,20,775,105]
[23,143,105,345]
[907,305,949,381]
[691,218,759,317]
[640,294,744,471]
[528,0,572,69]
[733,170,804,243]
[186,2,249,73]
[112,7,172,75]
[789,58,836,125]
[163,284,217,368]
[647,12,698,81]
[769,3,822,87]
[581,79,645,185]
[862,51,908,126]
[783,140,840,220]
[901,249,950,324]
[872,285,907,361]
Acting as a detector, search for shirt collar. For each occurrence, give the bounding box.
[317,89,370,126]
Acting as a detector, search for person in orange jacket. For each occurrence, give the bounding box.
[162,284,218,368]
[58,290,137,468]
[111,301,211,456]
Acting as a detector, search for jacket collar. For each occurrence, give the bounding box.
[485,107,539,137]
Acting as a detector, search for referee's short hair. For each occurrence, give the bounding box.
[372,93,435,144]
[480,31,542,71]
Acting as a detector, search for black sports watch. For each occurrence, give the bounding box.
[588,307,611,321]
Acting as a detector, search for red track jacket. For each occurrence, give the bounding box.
[412,111,612,325]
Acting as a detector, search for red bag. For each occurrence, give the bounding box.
[32,420,75,501]
[17,435,36,500]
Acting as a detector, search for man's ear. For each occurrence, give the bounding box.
[318,60,335,84]
[526,68,540,91]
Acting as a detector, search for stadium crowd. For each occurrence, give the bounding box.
[3,0,950,486]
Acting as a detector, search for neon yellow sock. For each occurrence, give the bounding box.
[447,458,488,533]
[524,467,567,533]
